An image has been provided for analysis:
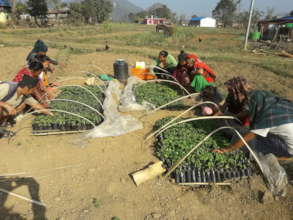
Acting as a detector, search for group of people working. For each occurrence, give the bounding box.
[0,43,292,160]
[153,50,216,93]
[0,40,57,137]
[154,51,293,160]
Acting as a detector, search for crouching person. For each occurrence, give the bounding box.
[0,75,53,137]
[153,50,178,79]
[213,77,293,160]
[13,60,51,107]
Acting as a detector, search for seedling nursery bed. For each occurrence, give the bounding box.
[134,82,183,109]
[32,85,104,135]
[153,117,255,184]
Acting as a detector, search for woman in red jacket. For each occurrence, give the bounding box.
[13,60,50,107]
[186,54,216,83]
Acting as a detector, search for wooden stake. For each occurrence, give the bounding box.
[131,162,166,186]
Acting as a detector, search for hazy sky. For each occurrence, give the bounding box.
[128,0,293,17]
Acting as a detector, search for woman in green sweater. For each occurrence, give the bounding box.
[153,50,178,78]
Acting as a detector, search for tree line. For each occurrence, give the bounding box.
[10,0,293,28]
[212,0,292,29]
[12,0,113,26]
[128,4,176,23]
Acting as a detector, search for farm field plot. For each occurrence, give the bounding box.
[0,24,292,220]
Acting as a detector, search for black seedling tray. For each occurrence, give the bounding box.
[172,167,253,183]
[32,121,99,135]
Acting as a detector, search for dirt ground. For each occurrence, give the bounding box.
[0,47,292,220]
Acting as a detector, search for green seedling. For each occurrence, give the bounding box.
[32,85,104,131]
[92,198,101,208]
[154,117,251,170]
[134,83,182,108]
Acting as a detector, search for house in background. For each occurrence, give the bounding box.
[189,17,216,28]
[47,8,70,21]
[0,0,11,11]
[0,0,11,24]
[143,16,167,25]
[258,16,293,41]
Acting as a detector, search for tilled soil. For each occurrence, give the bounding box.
[0,47,292,220]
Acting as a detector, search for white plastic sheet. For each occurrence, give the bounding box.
[259,153,288,197]
[119,76,154,112]
[86,80,143,138]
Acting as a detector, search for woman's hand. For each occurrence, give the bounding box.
[2,103,17,116]
[213,148,231,154]
[49,82,60,87]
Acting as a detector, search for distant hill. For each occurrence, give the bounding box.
[111,0,142,21]
[64,0,142,21]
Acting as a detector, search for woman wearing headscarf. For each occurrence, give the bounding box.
[186,54,216,83]
[214,77,293,160]
[186,58,214,93]
[13,58,51,107]
[172,51,192,89]
[26,40,58,67]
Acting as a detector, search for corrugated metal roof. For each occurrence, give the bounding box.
[0,0,11,7]
[280,16,293,20]
[259,16,293,25]
[190,17,206,21]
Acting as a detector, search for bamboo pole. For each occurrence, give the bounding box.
[150,116,241,142]
[136,79,191,95]
[32,130,87,136]
[145,101,219,141]
[0,188,46,207]
[50,99,104,118]
[144,93,200,116]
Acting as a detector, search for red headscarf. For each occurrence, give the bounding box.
[186,54,216,83]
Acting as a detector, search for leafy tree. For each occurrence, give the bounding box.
[94,0,112,23]
[15,2,28,20]
[128,4,175,23]
[27,0,48,26]
[290,10,293,16]
[239,9,264,30]
[81,0,97,23]
[67,2,84,25]
[68,0,112,24]
[212,0,237,27]
[149,5,172,19]
[128,10,150,23]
